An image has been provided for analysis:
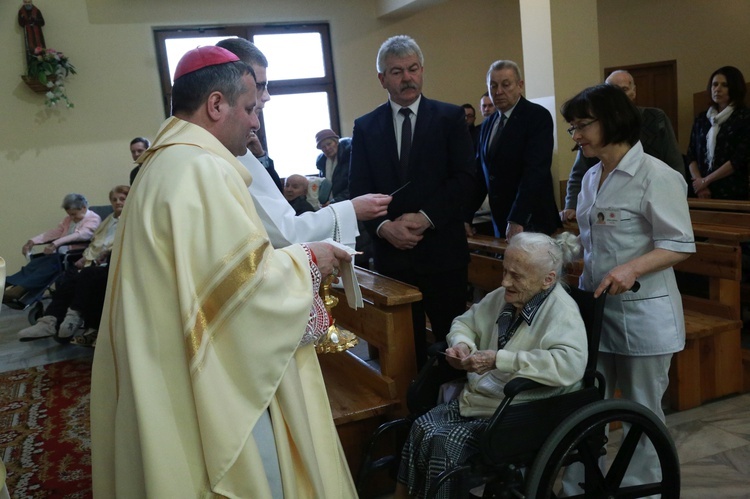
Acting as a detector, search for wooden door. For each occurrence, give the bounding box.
[605,60,678,140]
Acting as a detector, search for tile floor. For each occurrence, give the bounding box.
[0,301,92,373]
[1,304,749,497]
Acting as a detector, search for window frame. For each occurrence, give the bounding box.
[153,23,340,153]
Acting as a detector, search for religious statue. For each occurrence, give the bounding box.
[18,0,45,57]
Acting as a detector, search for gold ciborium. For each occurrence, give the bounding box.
[315,275,359,353]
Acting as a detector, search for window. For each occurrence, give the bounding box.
[154,23,338,178]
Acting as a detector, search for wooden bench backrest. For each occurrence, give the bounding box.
[674,241,742,281]
[675,241,742,320]
[469,253,504,293]
[688,198,750,214]
[690,210,750,228]
[329,267,421,416]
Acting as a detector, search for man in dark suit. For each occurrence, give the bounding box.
[349,35,475,367]
[462,103,480,148]
[315,129,352,203]
[471,60,561,240]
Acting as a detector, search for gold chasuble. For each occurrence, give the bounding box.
[91,118,356,498]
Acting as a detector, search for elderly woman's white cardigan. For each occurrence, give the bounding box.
[447,283,588,418]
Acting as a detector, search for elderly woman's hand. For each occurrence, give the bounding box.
[444,343,472,370]
[42,243,57,255]
[22,240,34,256]
[460,349,497,374]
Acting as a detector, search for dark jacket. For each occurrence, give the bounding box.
[316,137,352,203]
[350,96,475,274]
[471,96,561,236]
[687,106,750,200]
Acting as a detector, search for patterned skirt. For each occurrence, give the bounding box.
[397,399,488,499]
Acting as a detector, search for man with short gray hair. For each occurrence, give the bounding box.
[350,35,475,368]
[470,59,561,241]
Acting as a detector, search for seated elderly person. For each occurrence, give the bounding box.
[3,193,101,304]
[17,186,129,344]
[315,128,352,203]
[283,174,315,215]
[395,232,588,499]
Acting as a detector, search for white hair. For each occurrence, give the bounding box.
[507,232,581,282]
[376,35,424,73]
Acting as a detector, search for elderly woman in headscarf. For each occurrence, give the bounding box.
[395,231,588,499]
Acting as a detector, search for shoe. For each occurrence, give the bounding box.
[3,286,26,303]
[71,328,97,348]
[58,309,84,338]
[18,316,57,342]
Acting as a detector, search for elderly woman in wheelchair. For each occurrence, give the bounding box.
[17,186,130,345]
[3,193,101,305]
[395,232,587,499]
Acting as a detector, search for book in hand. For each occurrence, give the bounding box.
[322,238,364,309]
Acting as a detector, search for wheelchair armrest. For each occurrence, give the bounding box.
[503,377,545,399]
[31,240,91,252]
[406,343,465,416]
[427,341,448,357]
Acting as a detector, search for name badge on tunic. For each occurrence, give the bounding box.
[594,208,620,226]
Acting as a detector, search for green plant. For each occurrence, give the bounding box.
[27,47,77,108]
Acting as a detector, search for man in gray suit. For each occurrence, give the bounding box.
[561,70,685,222]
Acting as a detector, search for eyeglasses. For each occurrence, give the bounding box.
[567,119,598,136]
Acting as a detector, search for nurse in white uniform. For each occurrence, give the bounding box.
[561,84,695,490]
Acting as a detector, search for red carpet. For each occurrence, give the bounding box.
[0,358,92,498]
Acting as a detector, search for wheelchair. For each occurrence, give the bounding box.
[4,243,88,325]
[4,204,113,326]
[357,286,680,498]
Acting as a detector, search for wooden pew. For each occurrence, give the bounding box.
[671,242,743,409]
[687,198,750,395]
[320,267,421,473]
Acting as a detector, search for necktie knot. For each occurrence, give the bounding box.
[399,107,411,118]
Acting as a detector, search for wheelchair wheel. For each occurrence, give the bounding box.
[28,301,44,325]
[525,399,680,498]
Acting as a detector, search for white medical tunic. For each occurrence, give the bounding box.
[577,141,695,356]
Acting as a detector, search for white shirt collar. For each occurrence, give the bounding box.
[390,94,422,120]
[498,98,520,120]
